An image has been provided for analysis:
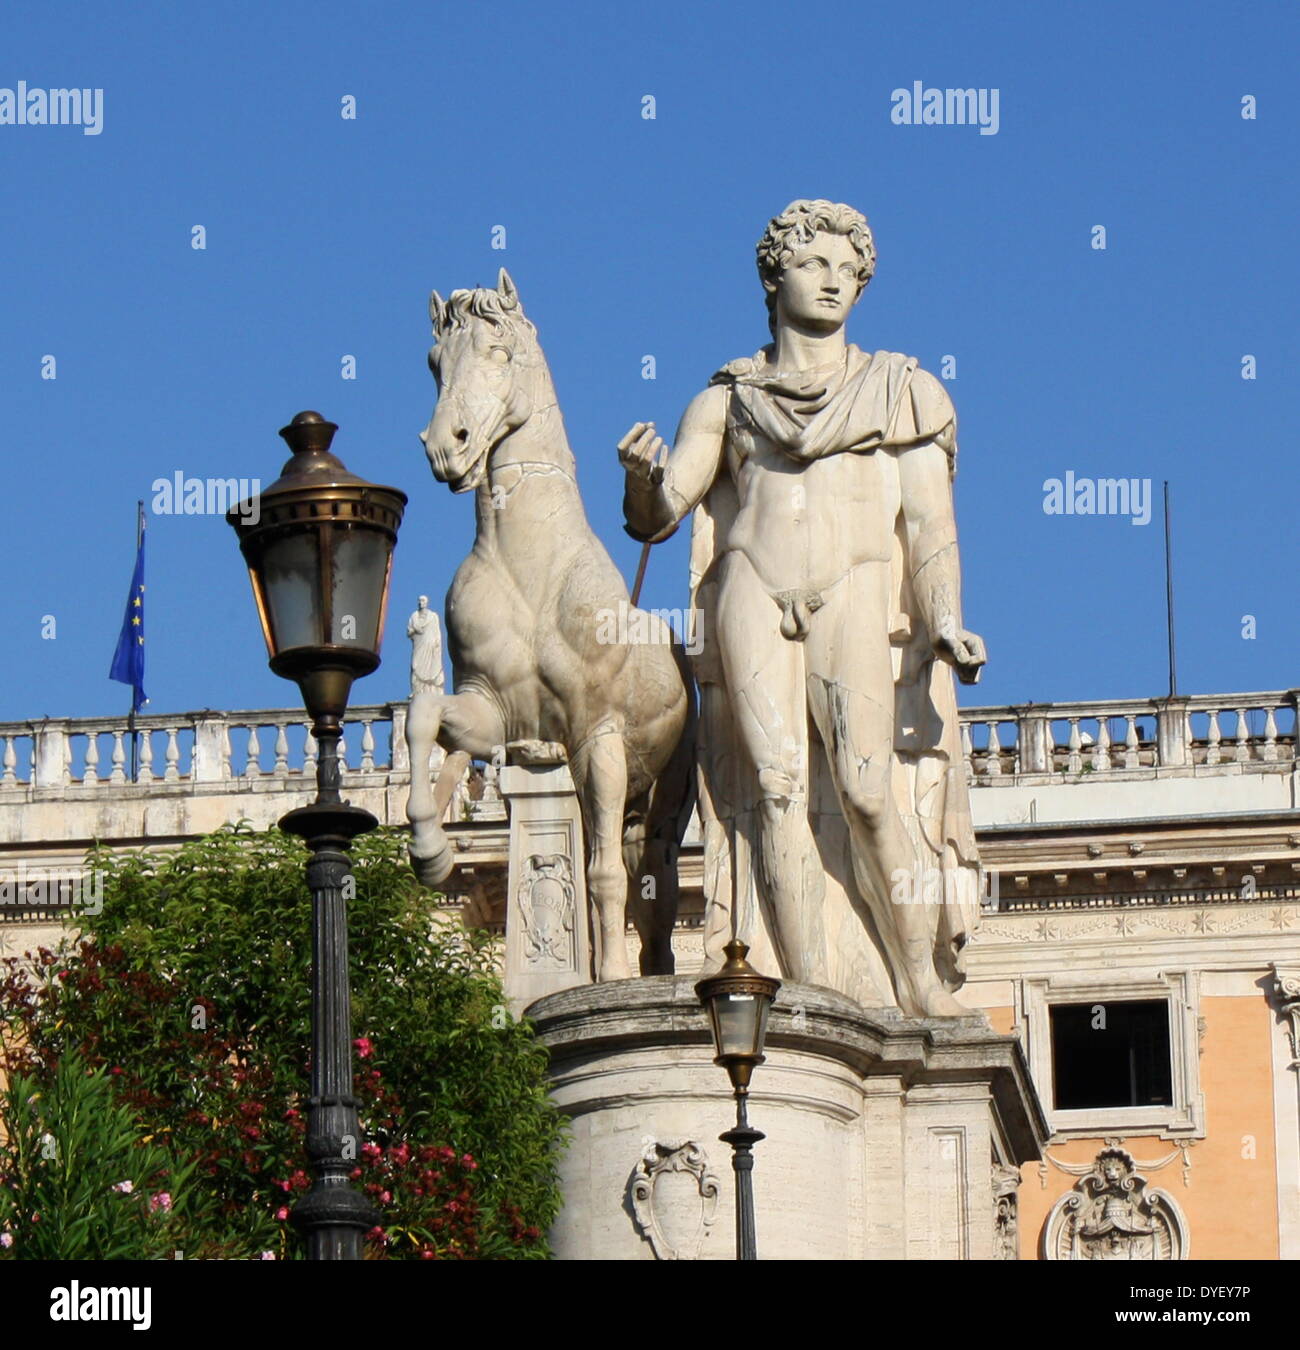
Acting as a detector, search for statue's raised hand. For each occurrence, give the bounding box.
[618,421,667,486]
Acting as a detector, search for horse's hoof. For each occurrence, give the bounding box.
[409,840,454,887]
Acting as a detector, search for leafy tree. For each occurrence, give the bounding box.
[0,824,565,1258]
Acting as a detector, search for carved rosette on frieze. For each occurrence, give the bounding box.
[1043,1147,1188,1261]
[630,1140,720,1261]
[517,853,577,970]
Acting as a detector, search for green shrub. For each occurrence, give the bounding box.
[0,824,566,1259]
[0,1050,196,1260]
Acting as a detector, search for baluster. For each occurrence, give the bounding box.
[164,726,181,781]
[338,725,350,771]
[961,721,974,780]
[110,730,126,784]
[1205,709,1222,766]
[1123,716,1140,769]
[1094,719,1111,772]
[1234,708,1250,763]
[985,721,1002,776]
[244,725,262,778]
[361,719,375,772]
[1263,707,1279,763]
[274,724,289,775]
[304,727,317,776]
[139,730,153,782]
[82,734,99,784]
[1067,718,1083,774]
[2,735,16,786]
[222,723,234,779]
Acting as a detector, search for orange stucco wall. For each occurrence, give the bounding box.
[991,996,1280,1260]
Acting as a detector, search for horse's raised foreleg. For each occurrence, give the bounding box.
[572,730,634,982]
[406,687,504,887]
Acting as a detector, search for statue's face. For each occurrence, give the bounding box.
[774,231,862,334]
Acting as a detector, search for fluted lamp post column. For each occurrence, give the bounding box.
[695,940,780,1261]
[227,410,406,1260]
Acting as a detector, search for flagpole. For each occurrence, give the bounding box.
[1164,481,1177,699]
[129,500,143,782]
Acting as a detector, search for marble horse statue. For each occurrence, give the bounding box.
[407,269,695,981]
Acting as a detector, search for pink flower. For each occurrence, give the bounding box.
[275,1207,289,1221]
[0,1233,13,1249]
[353,1037,373,1060]
[149,1191,172,1213]
[379,1191,391,1205]
[260,1251,276,1260]
[112,1180,134,1194]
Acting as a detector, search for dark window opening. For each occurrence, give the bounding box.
[1050,1000,1173,1110]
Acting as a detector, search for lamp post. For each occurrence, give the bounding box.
[227,410,406,1260]
[694,939,780,1261]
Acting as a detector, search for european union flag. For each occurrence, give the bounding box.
[109,515,147,712]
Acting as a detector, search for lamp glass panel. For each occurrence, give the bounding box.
[754,998,771,1056]
[258,530,323,653]
[712,992,761,1059]
[330,527,391,651]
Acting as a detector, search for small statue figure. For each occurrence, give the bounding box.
[407,595,445,697]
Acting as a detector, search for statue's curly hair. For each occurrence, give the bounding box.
[756,200,876,335]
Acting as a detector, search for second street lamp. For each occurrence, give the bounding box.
[227,410,406,1260]
[695,939,781,1261]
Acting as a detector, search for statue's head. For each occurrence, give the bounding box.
[420,268,545,494]
[417,595,429,610]
[756,200,877,337]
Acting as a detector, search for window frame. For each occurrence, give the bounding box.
[1020,970,1205,1139]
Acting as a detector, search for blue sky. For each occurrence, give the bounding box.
[1,0,1295,723]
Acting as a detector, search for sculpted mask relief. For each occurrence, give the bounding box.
[621,200,986,1017]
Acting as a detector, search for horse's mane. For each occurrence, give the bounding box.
[440,288,537,342]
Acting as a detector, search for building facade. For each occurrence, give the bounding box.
[1,689,1297,1259]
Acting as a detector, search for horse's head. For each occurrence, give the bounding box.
[420,268,545,494]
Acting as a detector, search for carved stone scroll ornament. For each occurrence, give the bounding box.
[630,1140,720,1260]
[992,1163,1021,1260]
[1043,1147,1189,1261]
[1270,964,1300,1066]
[517,854,577,970]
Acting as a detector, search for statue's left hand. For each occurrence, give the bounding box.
[937,629,987,685]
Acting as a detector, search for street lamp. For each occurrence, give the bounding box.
[227,410,406,1260]
[695,939,781,1261]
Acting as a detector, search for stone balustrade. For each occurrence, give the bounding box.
[2,691,1294,795]
[0,704,409,790]
[960,690,1298,782]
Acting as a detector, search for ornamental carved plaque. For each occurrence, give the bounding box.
[517,853,577,970]
[630,1140,719,1261]
[1043,1147,1188,1261]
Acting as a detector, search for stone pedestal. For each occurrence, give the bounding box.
[528,977,1047,1260]
[501,764,590,1015]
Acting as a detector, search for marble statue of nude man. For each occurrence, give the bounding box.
[620,199,985,1017]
